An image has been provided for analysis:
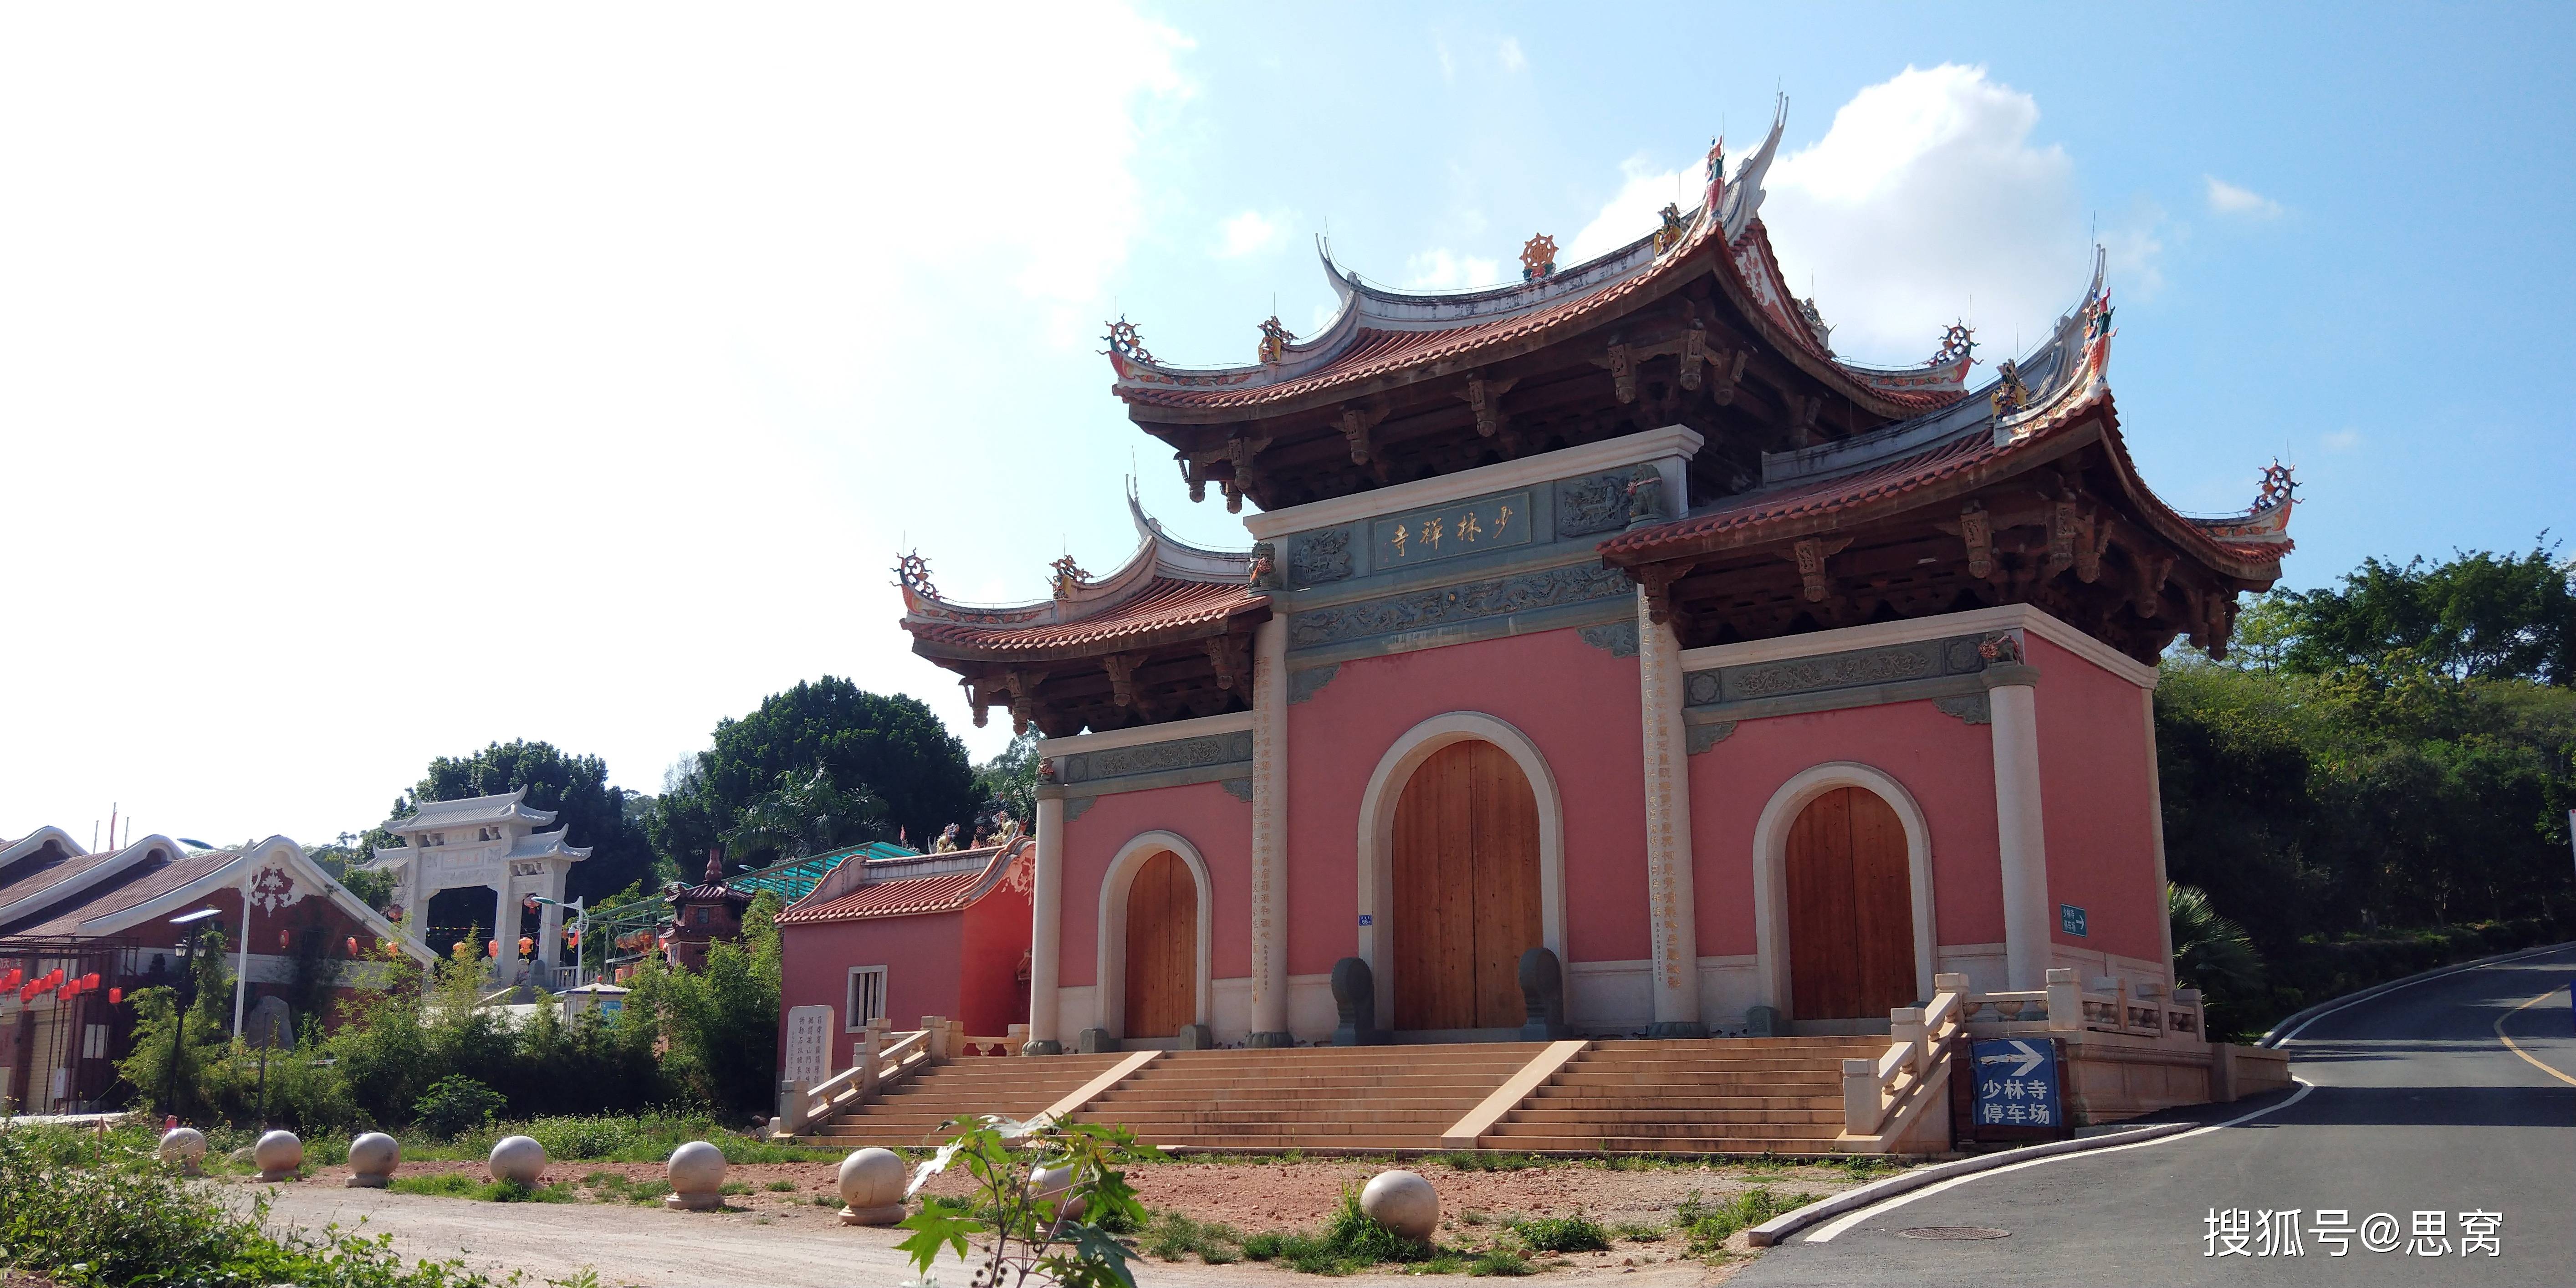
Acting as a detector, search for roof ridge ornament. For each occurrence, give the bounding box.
[1102,316,1155,376]
[1048,555,1090,600]
[1257,315,1291,365]
[893,551,939,601]
[1653,203,1689,254]
[2253,460,2296,512]
[1932,321,1977,368]
[1519,233,1558,282]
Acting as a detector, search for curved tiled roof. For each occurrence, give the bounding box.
[775,840,1027,926]
[905,577,1266,656]
[4,848,234,938]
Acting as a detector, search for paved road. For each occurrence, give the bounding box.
[1737,943,2576,1287]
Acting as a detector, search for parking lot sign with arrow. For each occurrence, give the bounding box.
[1968,1037,2068,1140]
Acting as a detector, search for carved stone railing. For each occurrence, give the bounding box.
[773,1022,932,1136]
[958,1024,1031,1057]
[1842,977,1966,1139]
[1957,969,2205,1045]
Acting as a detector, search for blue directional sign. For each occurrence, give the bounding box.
[1971,1038,2064,1131]
[2060,904,2088,936]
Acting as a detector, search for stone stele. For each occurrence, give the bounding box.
[253,1129,305,1182]
[1360,1169,1439,1242]
[837,1147,906,1226]
[346,1132,402,1187]
[487,1134,547,1186]
[665,1140,728,1211]
[158,1126,209,1176]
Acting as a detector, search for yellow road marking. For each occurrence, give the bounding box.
[2493,986,2576,1087]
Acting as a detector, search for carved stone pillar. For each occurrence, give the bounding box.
[1984,659,2052,989]
[1247,618,1293,1046]
[1636,588,1706,1037]
[1025,794,1067,1054]
[491,884,513,984]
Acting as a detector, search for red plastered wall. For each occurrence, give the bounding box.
[2027,634,2165,965]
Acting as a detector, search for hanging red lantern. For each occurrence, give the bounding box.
[277,930,289,951]
[346,937,359,956]
[516,936,533,959]
[0,969,18,991]
[80,973,98,990]
[108,987,123,1004]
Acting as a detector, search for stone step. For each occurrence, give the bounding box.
[1472,1135,1857,1155]
[1506,1105,1847,1126]
[1487,1118,1844,1140]
[1090,1107,1469,1127]
[1102,1075,1513,1094]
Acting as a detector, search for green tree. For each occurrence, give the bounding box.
[975,731,1040,829]
[650,677,979,868]
[721,767,883,864]
[388,740,656,904]
[2278,541,2576,685]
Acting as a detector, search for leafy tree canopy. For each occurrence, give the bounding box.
[388,740,658,904]
[649,677,979,870]
[2274,540,2575,685]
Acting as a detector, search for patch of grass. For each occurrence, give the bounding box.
[1468,1248,1535,1276]
[1436,1150,1545,1172]
[1142,1210,1242,1263]
[1674,1186,1818,1256]
[811,1195,838,1208]
[763,1180,797,1192]
[717,1181,752,1196]
[1459,1209,1491,1226]
[1612,1220,1664,1242]
[385,1172,573,1202]
[1506,1213,1609,1253]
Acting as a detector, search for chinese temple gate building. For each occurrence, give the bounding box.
[898,103,2293,1055]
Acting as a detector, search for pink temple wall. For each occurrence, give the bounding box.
[957,883,1034,1036]
[2028,635,2166,966]
[1687,699,2005,956]
[1284,626,1647,974]
[1054,780,1253,990]
[779,910,963,1073]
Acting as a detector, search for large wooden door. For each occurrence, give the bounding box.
[1123,849,1196,1039]
[1786,787,1919,1020]
[1392,741,1542,1030]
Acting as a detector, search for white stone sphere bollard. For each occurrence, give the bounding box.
[1360,1169,1439,1242]
[487,1135,547,1186]
[1030,1162,1087,1220]
[159,1127,209,1176]
[346,1132,401,1188]
[253,1130,305,1182]
[837,1147,906,1226]
[664,1140,728,1211]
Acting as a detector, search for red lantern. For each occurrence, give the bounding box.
[80,973,98,990]
[108,987,123,1004]
[0,969,18,991]
[516,936,533,959]
[346,937,358,956]
[277,930,289,951]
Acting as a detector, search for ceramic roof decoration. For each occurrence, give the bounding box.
[774,835,1032,926]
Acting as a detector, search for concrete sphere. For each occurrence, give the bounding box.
[487,1135,547,1186]
[837,1147,906,1226]
[664,1140,728,1211]
[1360,1169,1439,1242]
[252,1130,305,1180]
[159,1126,209,1168]
[346,1132,401,1187]
[1030,1163,1086,1220]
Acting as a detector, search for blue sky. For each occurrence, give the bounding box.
[5,4,2570,846]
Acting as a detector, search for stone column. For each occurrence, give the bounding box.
[1247,618,1293,1047]
[2140,687,2176,984]
[491,884,514,983]
[1024,793,1066,1054]
[1985,659,2052,989]
[1636,588,1706,1037]
[537,894,563,971]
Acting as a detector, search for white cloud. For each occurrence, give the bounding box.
[1498,36,1527,72]
[1215,209,1289,258]
[0,6,1192,843]
[1565,65,2132,367]
[2320,428,2361,451]
[2205,175,2284,218]
[1436,39,1456,84]
[1404,248,1504,290]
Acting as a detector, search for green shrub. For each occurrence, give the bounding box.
[413,1074,507,1139]
[1470,1247,1536,1275]
[1507,1212,1609,1252]
[764,1180,797,1192]
[1675,1186,1817,1255]
[1142,1210,1242,1263]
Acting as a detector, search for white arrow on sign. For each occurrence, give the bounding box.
[1977,1039,2046,1078]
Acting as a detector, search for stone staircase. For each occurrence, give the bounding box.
[1065,1043,1542,1152]
[1479,1037,1886,1155]
[799,1053,1132,1148]
[793,1036,1906,1156]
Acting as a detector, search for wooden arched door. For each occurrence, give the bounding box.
[1392,740,1542,1030]
[1123,849,1196,1039]
[1786,786,1919,1020]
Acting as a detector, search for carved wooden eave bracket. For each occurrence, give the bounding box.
[1337,403,1390,465]
[2131,548,2176,618]
[1002,666,1051,736]
[1455,371,1521,440]
[1783,535,1853,603]
[1102,653,1142,710]
[1205,634,1248,690]
[1593,340,1639,404]
[1632,562,1695,626]
[1222,430,1273,512]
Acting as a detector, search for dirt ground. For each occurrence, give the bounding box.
[253,1155,1886,1285]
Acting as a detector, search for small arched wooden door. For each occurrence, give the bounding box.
[1392,740,1542,1030]
[1123,849,1196,1039]
[1786,786,1919,1020]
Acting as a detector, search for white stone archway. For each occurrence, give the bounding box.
[1094,829,1214,1041]
[1749,762,1940,1019]
[1354,711,1567,1025]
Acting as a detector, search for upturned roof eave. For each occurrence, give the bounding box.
[904,597,1271,666]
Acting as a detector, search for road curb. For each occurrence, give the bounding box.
[2256,939,2576,1048]
[1743,1122,2196,1247]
